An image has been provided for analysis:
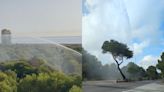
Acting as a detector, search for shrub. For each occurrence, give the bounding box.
[0,72,17,92]
[69,85,82,92]
[18,72,81,92]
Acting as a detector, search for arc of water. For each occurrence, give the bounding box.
[13,36,82,56]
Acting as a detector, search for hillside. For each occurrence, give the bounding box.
[0,44,81,75]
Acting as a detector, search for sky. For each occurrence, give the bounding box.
[0,0,81,37]
[82,0,164,69]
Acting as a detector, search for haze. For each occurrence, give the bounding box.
[0,0,81,37]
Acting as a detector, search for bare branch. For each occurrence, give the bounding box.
[119,61,123,65]
[112,54,119,65]
[119,57,124,65]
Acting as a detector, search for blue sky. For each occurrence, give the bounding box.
[82,0,164,69]
[0,0,81,37]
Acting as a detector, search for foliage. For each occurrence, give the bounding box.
[69,74,82,87]
[0,59,81,92]
[18,72,79,92]
[83,49,161,81]
[128,62,140,74]
[64,44,82,53]
[83,48,161,81]
[102,40,133,59]
[82,50,103,80]
[83,50,122,80]
[2,61,37,78]
[127,62,147,80]
[156,52,164,78]
[0,71,17,92]
[69,85,82,92]
[102,40,133,80]
[146,66,159,80]
[62,59,81,75]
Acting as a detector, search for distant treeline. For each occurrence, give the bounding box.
[83,50,164,81]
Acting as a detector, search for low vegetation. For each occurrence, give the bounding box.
[0,59,82,92]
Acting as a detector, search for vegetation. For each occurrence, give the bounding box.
[146,66,159,80]
[83,50,103,80]
[64,44,82,53]
[127,62,147,80]
[0,71,17,92]
[83,48,162,81]
[156,52,164,78]
[69,85,82,92]
[0,44,81,75]
[83,50,135,80]
[0,59,82,92]
[102,40,133,80]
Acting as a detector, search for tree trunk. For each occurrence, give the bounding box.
[117,64,127,81]
[112,55,127,81]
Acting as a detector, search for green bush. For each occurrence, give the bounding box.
[70,74,82,87]
[0,60,82,92]
[18,72,81,92]
[1,61,37,78]
[0,72,17,92]
[69,85,82,92]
